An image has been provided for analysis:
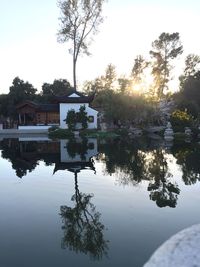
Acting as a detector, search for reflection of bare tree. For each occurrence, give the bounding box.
[146,149,180,208]
[60,174,108,260]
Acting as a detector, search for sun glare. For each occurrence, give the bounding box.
[131,71,154,95]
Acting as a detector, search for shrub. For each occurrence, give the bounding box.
[170,110,193,132]
[77,105,88,129]
[48,125,59,132]
[48,129,74,139]
[65,109,76,131]
[64,106,88,130]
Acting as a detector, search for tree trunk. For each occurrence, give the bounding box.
[73,57,77,91]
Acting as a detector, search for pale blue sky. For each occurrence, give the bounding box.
[0,0,200,93]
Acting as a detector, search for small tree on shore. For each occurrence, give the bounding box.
[65,106,88,130]
[65,109,76,130]
[78,105,88,129]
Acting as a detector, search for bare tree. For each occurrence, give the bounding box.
[58,0,106,91]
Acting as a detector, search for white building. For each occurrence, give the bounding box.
[17,91,98,130]
[58,92,98,129]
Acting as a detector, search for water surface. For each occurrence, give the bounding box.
[0,137,200,267]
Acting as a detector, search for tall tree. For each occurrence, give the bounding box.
[102,63,116,90]
[9,77,37,104]
[42,79,72,96]
[82,77,104,94]
[58,0,106,90]
[150,32,183,99]
[179,54,200,89]
[118,76,130,94]
[131,55,148,83]
[131,55,149,94]
[8,77,37,119]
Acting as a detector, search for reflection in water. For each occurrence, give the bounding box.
[1,137,200,208]
[99,140,180,208]
[0,139,40,178]
[145,149,180,208]
[60,174,108,260]
[171,143,200,185]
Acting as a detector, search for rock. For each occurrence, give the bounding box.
[147,133,163,140]
[144,224,200,267]
[146,126,165,134]
[184,127,192,136]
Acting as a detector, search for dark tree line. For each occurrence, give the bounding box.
[0,77,73,122]
[1,31,200,127]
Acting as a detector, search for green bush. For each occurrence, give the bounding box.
[170,110,193,132]
[65,109,76,131]
[48,128,74,139]
[48,125,59,132]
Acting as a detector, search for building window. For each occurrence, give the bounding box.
[88,116,94,123]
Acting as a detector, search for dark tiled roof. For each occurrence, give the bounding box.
[53,92,95,103]
[16,101,59,112]
[37,104,59,112]
[16,101,37,109]
[53,161,96,174]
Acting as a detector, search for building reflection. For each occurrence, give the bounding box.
[54,138,97,177]
[1,137,200,209]
[0,137,108,260]
[0,137,97,178]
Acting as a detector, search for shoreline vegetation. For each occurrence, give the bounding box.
[48,126,200,142]
[48,127,126,140]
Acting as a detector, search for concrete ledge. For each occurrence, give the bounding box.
[144,224,200,267]
[0,129,49,134]
[18,125,52,130]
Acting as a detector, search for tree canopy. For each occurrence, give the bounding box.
[150,32,183,99]
[58,0,106,90]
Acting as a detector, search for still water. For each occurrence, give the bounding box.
[0,136,200,267]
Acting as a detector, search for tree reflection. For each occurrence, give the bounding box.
[146,149,180,208]
[66,137,90,160]
[2,137,200,209]
[99,139,180,208]
[172,143,200,185]
[98,138,148,184]
[60,173,108,260]
[0,139,39,178]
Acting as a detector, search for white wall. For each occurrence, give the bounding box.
[60,103,98,129]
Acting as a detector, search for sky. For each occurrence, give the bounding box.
[0,0,200,93]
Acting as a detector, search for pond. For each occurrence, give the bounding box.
[0,136,200,267]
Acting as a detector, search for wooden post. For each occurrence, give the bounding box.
[18,114,21,125]
[46,112,48,125]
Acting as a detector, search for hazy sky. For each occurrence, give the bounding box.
[0,0,200,93]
